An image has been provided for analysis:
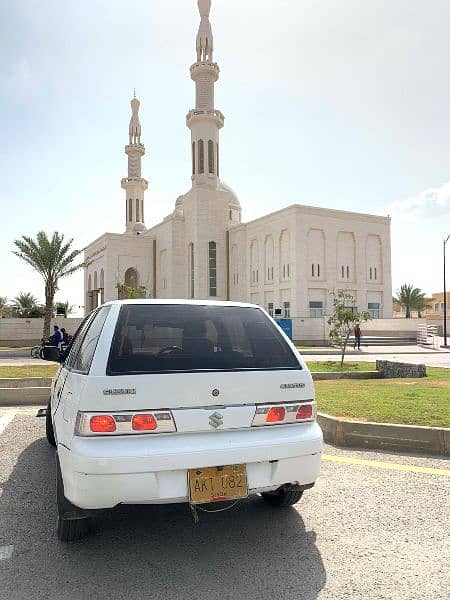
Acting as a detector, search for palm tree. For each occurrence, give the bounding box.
[12,232,82,338]
[12,292,38,317]
[394,284,427,318]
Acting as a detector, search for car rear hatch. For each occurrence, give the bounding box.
[77,302,315,434]
[79,367,314,432]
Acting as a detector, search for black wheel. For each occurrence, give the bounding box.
[57,513,91,543]
[46,399,56,447]
[261,486,304,507]
[56,456,91,542]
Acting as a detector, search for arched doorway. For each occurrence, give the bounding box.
[124,268,139,289]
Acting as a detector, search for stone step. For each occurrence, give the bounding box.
[0,387,49,406]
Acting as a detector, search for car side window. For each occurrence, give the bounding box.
[71,306,111,374]
[64,313,97,370]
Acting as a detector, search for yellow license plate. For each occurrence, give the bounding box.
[188,464,248,504]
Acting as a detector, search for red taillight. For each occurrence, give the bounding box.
[132,414,157,431]
[266,406,286,423]
[296,404,313,420]
[90,415,116,433]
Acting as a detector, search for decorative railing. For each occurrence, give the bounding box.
[186,109,224,124]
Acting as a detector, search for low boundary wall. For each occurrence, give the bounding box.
[318,413,450,457]
[0,318,83,346]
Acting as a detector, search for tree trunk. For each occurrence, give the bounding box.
[43,284,54,340]
[340,332,351,367]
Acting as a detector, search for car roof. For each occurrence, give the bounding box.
[102,299,262,309]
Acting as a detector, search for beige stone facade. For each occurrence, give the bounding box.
[84,1,392,321]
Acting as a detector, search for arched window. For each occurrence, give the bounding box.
[280,230,290,281]
[192,141,196,175]
[136,198,140,222]
[88,274,92,291]
[216,143,219,177]
[141,200,144,223]
[160,250,167,291]
[124,267,139,289]
[312,264,315,277]
[208,241,217,296]
[198,140,204,174]
[264,235,274,282]
[369,267,372,280]
[128,198,132,222]
[94,271,98,290]
[188,243,195,298]
[99,269,104,304]
[208,140,214,174]
[250,240,259,286]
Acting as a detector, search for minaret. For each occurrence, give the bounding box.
[121,94,148,234]
[187,0,224,188]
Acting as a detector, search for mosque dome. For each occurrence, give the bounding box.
[219,181,241,210]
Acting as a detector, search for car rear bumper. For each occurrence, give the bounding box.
[58,423,323,509]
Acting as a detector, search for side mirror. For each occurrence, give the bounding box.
[41,346,61,363]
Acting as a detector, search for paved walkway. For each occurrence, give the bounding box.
[1,345,450,369]
[303,347,450,368]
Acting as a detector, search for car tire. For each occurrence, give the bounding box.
[45,399,56,447]
[56,456,91,542]
[261,486,304,507]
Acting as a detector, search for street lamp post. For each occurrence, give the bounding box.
[444,235,450,348]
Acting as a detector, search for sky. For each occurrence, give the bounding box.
[1,0,449,315]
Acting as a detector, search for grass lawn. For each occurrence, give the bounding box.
[0,365,58,379]
[0,362,448,428]
[307,361,376,372]
[315,366,450,427]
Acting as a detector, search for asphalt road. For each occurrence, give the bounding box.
[0,408,449,600]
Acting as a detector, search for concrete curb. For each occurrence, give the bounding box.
[0,377,52,388]
[0,387,49,406]
[300,350,362,356]
[318,412,450,457]
[0,350,32,358]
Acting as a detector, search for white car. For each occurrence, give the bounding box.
[43,300,323,541]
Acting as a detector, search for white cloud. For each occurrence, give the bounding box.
[390,182,450,221]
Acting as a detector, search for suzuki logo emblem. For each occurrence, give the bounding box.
[209,411,223,429]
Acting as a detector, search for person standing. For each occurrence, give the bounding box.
[354,323,362,350]
[61,328,69,345]
[50,325,63,348]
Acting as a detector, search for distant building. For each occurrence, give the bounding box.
[424,292,450,320]
[84,0,393,331]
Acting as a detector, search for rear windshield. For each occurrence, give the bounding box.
[106,304,300,375]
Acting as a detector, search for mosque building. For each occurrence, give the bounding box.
[84,0,392,335]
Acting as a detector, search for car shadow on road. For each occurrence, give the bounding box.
[1,434,326,600]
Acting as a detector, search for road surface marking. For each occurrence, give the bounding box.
[0,546,14,561]
[0,411,16,436]
[322,454,450,477]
